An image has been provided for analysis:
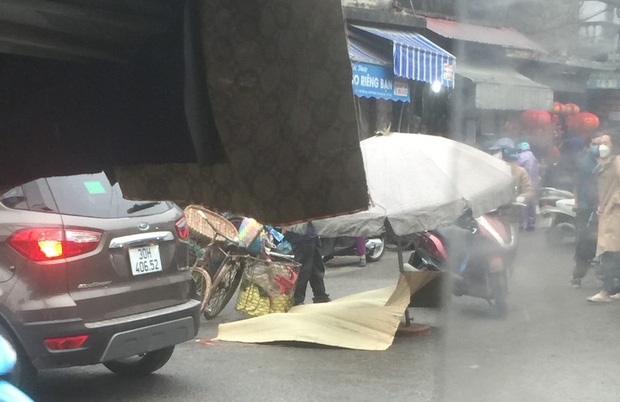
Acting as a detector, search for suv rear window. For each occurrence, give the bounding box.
[0,180,58,213]
[45,173,172,218]
[2,172,171,218]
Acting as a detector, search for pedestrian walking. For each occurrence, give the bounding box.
[571,134,602,287]
[516,142,539,231]
[587,132,620,302]
[283,222,331,306]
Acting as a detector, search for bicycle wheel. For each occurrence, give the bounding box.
[191,266,212,313]
[203,258,243,319]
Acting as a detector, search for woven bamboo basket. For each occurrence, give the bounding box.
[183,205,238,242]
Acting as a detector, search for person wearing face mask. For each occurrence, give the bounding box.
[571,134,602,287]
[587,132,620,302]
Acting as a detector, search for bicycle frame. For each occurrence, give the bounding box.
[192,210,250,316]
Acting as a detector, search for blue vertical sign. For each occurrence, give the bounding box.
[351,62,410,102]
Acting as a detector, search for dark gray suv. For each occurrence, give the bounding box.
[0,172,200,387]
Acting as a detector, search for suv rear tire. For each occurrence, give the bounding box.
[0,325,37,391]
[103,346,175,376]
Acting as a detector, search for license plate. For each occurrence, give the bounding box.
[129,245,163,276]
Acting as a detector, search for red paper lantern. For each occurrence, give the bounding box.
[575,112,599,131]
[551,102,563,115]
[564,103,580,115]
[520,110,551,130]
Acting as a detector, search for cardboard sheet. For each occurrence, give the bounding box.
[216,271,439,351]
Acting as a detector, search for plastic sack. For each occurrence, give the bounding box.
[236,257,299,316]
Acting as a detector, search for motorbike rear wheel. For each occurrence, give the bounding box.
[366,236,386,262]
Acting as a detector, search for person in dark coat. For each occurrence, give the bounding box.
[542,137,584,192]
[571,134,601,287]
[283,222,331,306]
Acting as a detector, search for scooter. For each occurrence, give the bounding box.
[538,187,576,246]
[321,236,386,263]
[407,205,522,316]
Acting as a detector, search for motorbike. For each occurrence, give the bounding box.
[407,204,522,316]
[321,236,386,264]
[538,187,576,246]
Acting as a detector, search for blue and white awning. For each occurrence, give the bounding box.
[352,25,456,89]
[348,40,391,66]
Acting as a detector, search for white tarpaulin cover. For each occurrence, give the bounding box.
[311,133,514,238]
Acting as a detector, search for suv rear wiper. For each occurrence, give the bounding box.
[126,202,160,214]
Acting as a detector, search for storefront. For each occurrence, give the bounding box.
[452,62,554,144]
[587,71,620,128]
[348,25,456,137]
[348,37,412,138]
[417,17,555,144]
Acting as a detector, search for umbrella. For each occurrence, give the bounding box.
[312,133,515,238]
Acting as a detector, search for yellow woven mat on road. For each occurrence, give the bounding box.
[216,271,439,351]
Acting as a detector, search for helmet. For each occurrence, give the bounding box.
[487,137,516,152]
[487,137,518,161]
[503,147,519,162]
[517,142,530,151]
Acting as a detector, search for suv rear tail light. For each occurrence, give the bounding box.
[45,335,89,351]
[8,228,102,262]
[175,216,189,241]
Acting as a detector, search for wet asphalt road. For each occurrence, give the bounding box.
[29,229,620,402]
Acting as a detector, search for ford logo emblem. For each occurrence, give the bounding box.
[137,222,149,231]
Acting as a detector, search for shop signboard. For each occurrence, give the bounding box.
[351,62,410,102]
[443,63,455,84]
[587,72,620,89]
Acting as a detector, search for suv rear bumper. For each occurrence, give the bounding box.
[16,299,200,369]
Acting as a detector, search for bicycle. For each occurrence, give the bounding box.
[185,206,249,319]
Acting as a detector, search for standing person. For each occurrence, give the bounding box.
[571,134,602,287]
[587,132,620,302]
[356,236,367,267]
[516,142,539,231]
[542,137,584,192]
[283,222,331,306]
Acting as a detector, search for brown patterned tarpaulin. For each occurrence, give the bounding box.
[114,0,368,225]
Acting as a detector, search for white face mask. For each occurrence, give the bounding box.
[599,144,611,158]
